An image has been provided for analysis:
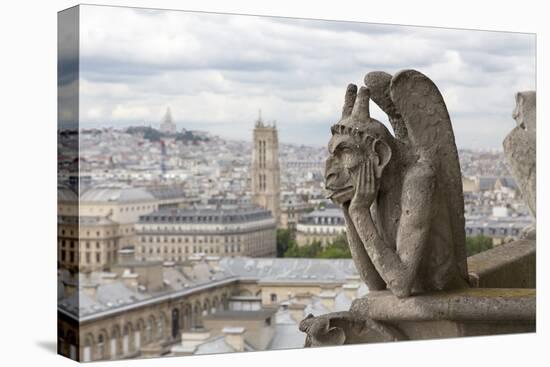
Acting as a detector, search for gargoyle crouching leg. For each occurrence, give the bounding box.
[299,311,407,347]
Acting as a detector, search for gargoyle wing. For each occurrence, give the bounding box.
[389,69,468,279]
[364,71,409,142]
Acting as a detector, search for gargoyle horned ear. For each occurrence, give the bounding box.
[341,84,358,119]
[372,138,392,178]
[351,86,371,121]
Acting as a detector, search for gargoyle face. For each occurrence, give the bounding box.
[325,133,369,205]
[325,84,394,205]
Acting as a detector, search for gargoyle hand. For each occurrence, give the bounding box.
[350,159,377,213]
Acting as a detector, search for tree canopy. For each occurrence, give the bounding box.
[279,232,351,259]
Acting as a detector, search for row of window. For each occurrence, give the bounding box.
[139,243,243,255]
[141,213,270,223]
[137,225,254,231]
[305,217,345,225]
[138,235,251,244]
[73,297,232,361]
[59,240,117,249]
[299,227,346,235]
[85,204,155,214]
[60,249,116,265]
[466,227,521,236]
[59,227,133,237]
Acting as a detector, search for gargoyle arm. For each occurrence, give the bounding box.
[349,162,435,297]
[342,207,386,291]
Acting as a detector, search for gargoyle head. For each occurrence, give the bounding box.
[512,91,536,136]
[325,84,394,205]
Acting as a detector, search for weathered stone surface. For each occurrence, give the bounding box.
[324,69,468,298]
[503,91,536,221]
[301,73,536,348]
[299,311,406,347]
[351,288,535,322]
[467,240,535,288]
[301,288,535,346]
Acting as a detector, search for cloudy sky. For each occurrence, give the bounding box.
[76,5,536,149]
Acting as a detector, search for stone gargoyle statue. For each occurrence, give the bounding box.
[503,91,536,239]
[300,69,470,346]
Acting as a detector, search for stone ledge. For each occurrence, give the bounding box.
[467,239,536,288]
[350,288,535,322]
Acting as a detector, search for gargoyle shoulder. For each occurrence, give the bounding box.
[403,160,435,189]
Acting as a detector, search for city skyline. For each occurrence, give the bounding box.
[73,5,536,149]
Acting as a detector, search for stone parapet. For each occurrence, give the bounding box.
[300,287,535,347]
[467,240,535,288]
[351,288,535,323]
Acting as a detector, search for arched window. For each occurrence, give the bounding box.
[66,330,77,360]
[203,299,211,316]
[97,334,105,360]
[83,334,94,362]
[122,325,131,355]
[135,320,145,350]
[171,309,180,339]
[212,297,219,314]
[110,326,120,359]
[193,303,202,328]
[157,314,165,339]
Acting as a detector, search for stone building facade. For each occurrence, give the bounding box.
[134,205,277,261]
[279,195,315,235]
[59,279,236,361]
[58,185,191,271]
[295,207,346,247]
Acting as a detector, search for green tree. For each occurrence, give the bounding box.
[283,240,322,258]
[318,233,351,258]
[317,245,351,258]
[276,229,291,257]
[466,235,493,256]
[283,241,300,257]
[283,234,351,259]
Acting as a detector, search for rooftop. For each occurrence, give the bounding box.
[58,257,358,321]
[80,186,156,203]
[192,335,255,355]
[203,309,277,321]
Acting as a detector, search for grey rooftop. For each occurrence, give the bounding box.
[58,256,359,321]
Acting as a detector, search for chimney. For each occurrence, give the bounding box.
[163,261,175,268]
[121,269,139,291]
[205,256,220,269]
[343,283,359,300]
[173,330,211,356]
[319,291,337,311]
[223,327,246,352]
[188,254,204,262]
[100,272,118,285]
[288,303,306,323]
[81,283,98,299]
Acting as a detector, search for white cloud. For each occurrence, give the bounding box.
[111,105,151,121]
[77,5,536,149]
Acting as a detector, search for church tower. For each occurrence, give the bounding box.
[251,110,281,226]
